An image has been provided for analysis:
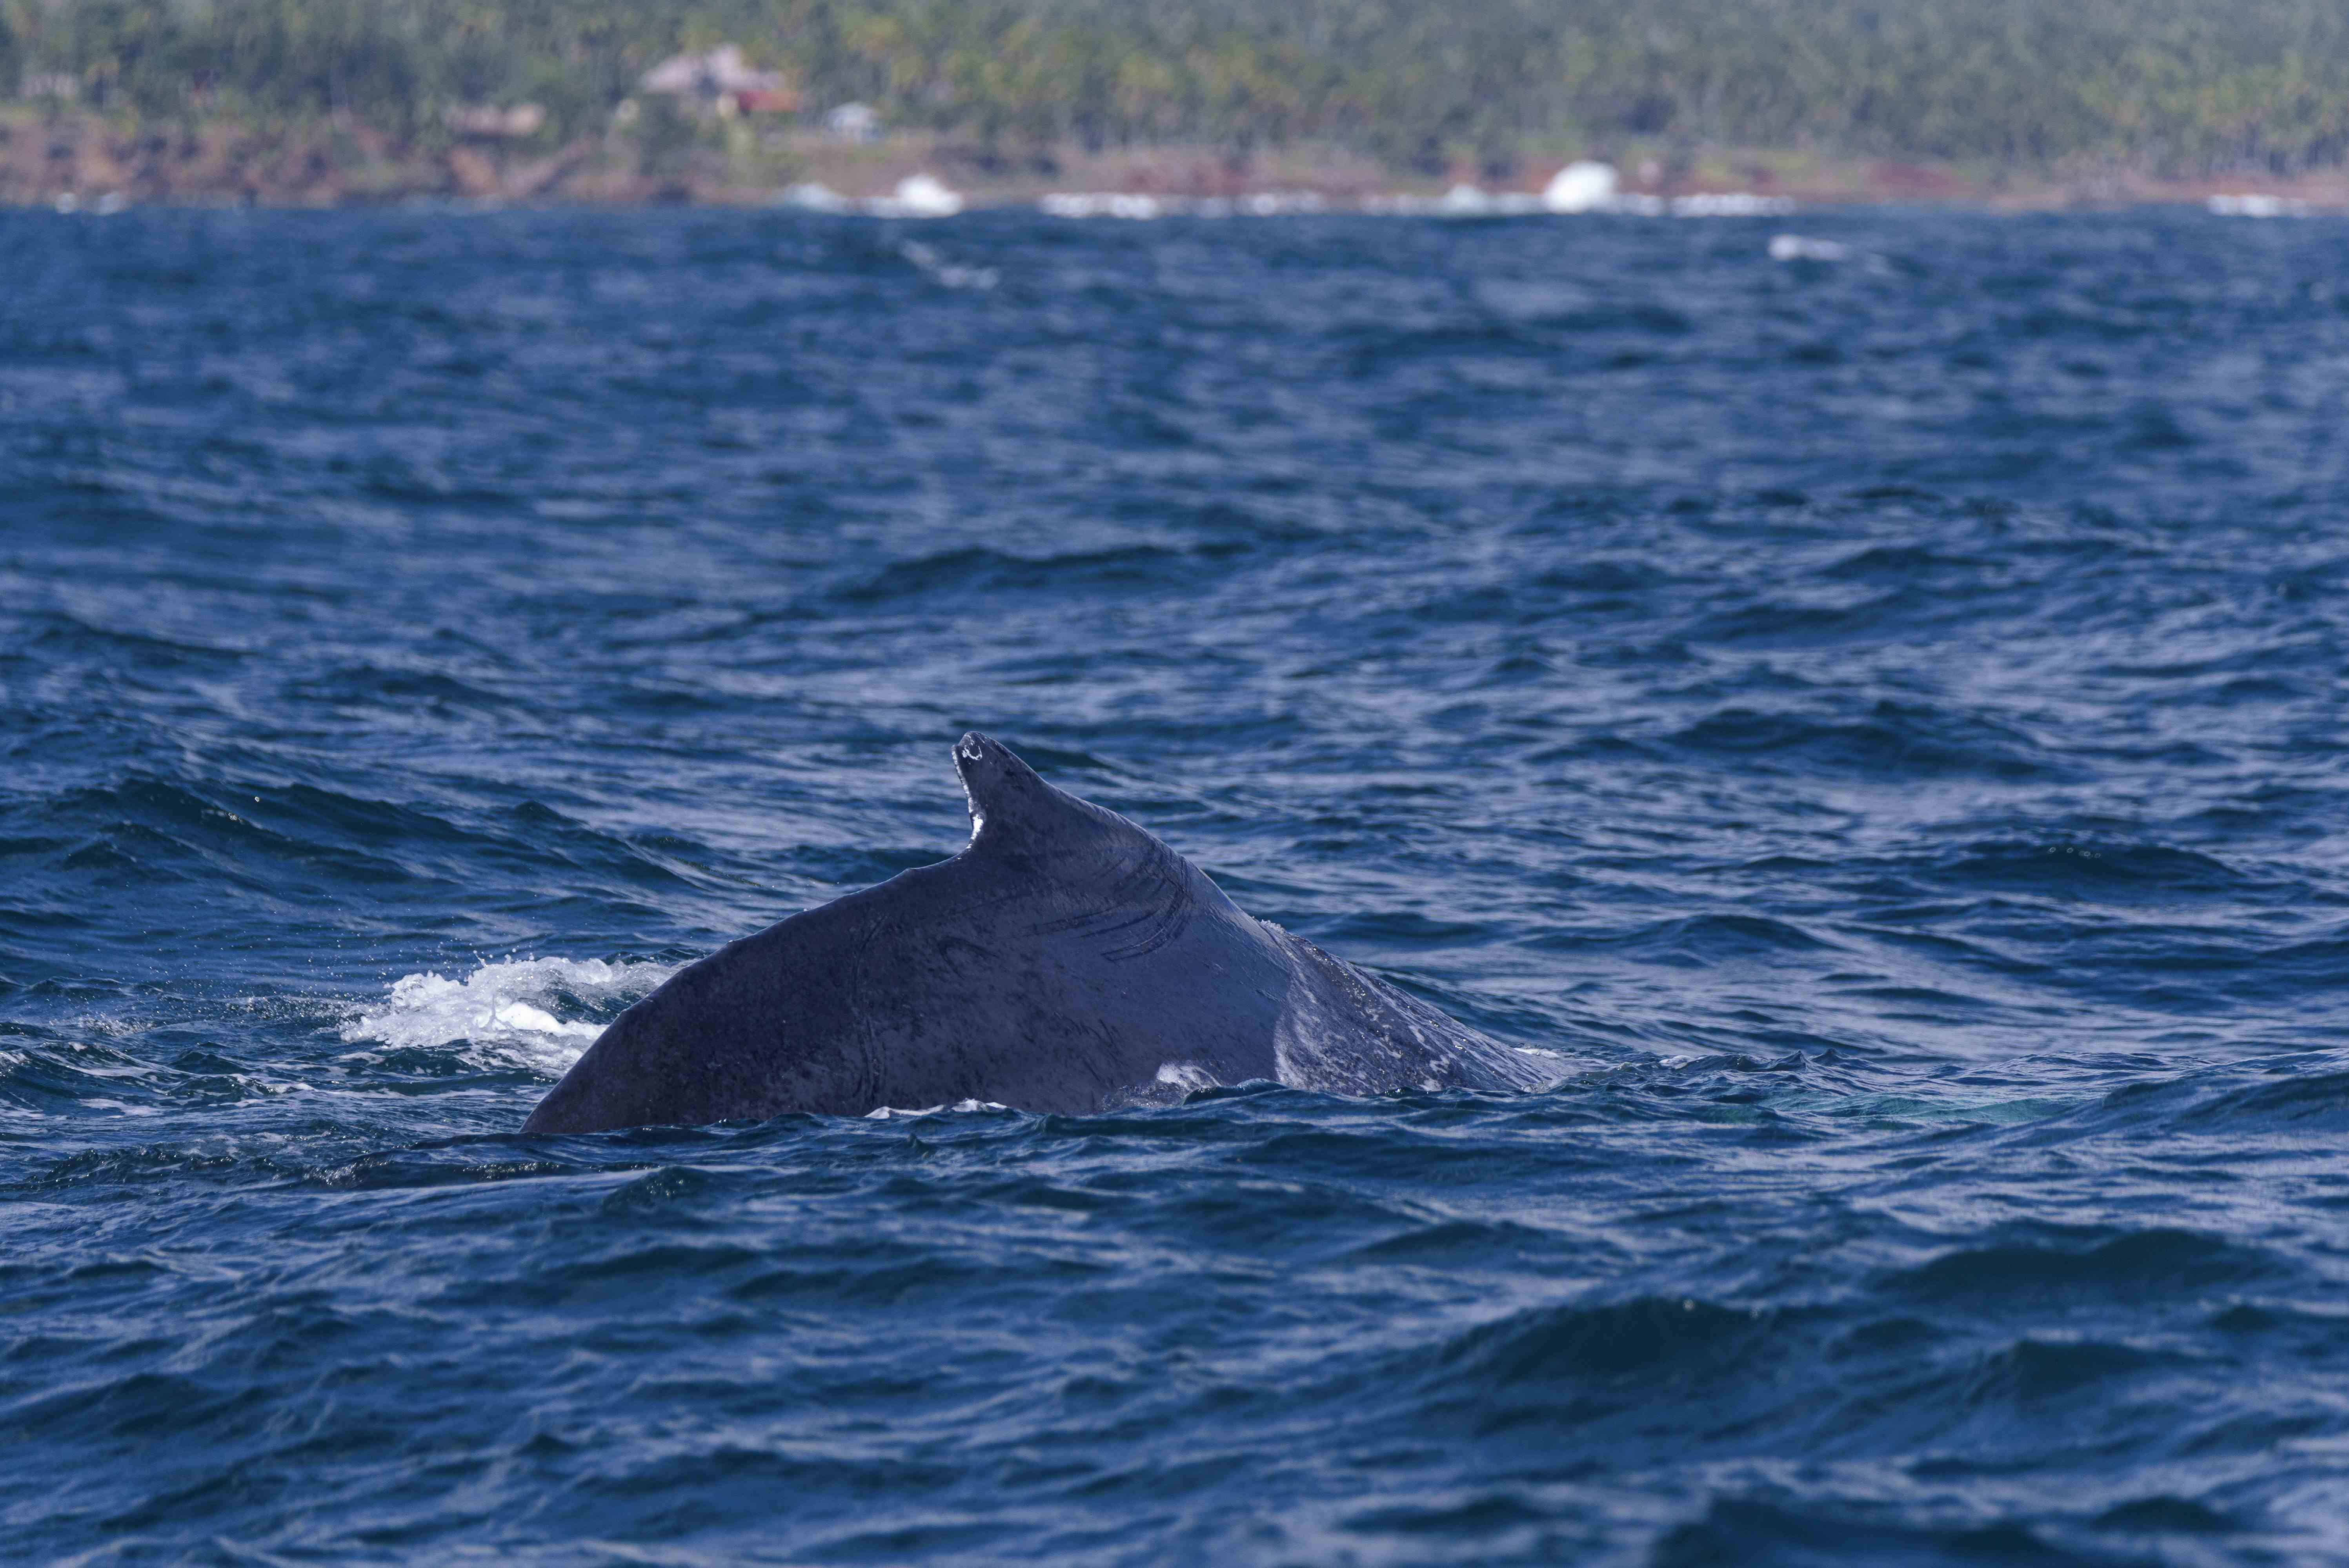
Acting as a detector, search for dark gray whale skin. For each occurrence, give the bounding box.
[522,733,1549,1133]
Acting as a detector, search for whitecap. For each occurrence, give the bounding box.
[1039,192,1163,219]
[1441,184,1495,216]
[864,174,963,218]
[2209,193,2309,218]
[779,182,851,213]
[1769,233,1849,262]
[1674,192,1794,217]
[1242,191,1323,216]
[338,956,672,1071]
[1543,160,1619,213]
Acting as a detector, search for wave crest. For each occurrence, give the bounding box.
[338,957,672,1071]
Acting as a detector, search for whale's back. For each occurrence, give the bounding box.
[522,733,1541,1133]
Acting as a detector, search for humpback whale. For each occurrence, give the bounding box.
[522,733,1547,1133]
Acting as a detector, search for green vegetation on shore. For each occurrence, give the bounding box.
[6,0,2349,177]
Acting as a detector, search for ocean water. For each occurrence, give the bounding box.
[5,203,2349,1565]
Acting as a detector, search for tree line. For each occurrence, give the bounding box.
[7,0,2349,173]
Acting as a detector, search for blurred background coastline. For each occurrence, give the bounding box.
[7,0,2349,210]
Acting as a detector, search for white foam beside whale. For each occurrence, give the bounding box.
[340,957,672,1071]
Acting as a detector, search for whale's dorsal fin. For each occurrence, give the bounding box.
[951,731,1212,961]
[953,731,1129,853]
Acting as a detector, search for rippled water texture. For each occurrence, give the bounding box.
[6,206,2349,1564]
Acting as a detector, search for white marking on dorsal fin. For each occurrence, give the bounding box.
[953,731,1123,851]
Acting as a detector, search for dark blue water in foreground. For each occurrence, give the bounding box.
[5,204,2349,1564]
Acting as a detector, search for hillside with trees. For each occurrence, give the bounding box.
[5,0,2348,200]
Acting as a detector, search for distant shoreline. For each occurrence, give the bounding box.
[7,109,2345,216]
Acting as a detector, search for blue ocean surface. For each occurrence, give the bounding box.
[4,204,2349,1564]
